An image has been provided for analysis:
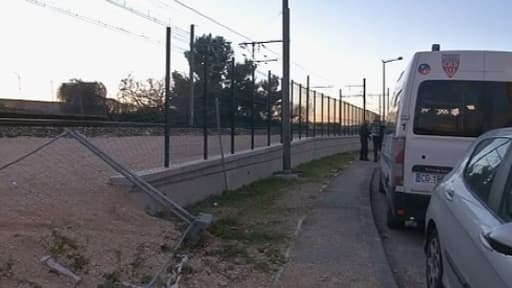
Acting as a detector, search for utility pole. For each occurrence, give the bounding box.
[381,61,385,120]
[282,0,291,172]
[188,24,195,127]
[387,87,390,115]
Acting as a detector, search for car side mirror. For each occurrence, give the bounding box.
[485,223,512,256]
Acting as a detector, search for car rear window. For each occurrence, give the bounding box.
[414,80,512,137]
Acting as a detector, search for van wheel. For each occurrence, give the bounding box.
[387,207,404,230]
[426,228,444,288]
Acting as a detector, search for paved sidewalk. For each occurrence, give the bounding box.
[278,161,397,288]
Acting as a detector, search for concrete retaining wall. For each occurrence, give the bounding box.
[111,136,360,213]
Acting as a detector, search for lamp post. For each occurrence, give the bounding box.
[381,57,403,120]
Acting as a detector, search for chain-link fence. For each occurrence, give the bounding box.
[1,1,380,286]
[0,127,210,287]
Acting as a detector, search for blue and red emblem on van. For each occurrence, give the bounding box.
[441,54,460,78]
[418,64,431,75]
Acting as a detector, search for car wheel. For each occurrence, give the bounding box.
[426,228,444,288]
[386,207,404,230]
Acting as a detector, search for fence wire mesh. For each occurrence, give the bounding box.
[0,130,201,288]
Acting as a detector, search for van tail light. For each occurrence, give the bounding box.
[393,137,406,186]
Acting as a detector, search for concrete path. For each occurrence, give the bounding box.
[278,161,397,288]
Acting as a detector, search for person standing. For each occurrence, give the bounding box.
[359,121,370,161]
[370,119,383,162]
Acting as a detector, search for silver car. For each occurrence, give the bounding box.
[425,128,512,288]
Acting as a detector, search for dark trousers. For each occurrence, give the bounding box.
[373,136,383,162]
[360,138,369,160]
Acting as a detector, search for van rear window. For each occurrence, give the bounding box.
[414,80,512,137]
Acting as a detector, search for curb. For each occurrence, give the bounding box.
[364,167,399,288]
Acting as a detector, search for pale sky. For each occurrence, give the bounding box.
[2,0,512,111]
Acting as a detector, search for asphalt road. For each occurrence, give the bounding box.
[370,170,426,288]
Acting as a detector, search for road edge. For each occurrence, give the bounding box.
[364,167,399,288]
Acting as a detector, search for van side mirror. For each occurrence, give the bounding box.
[485,223,512,256]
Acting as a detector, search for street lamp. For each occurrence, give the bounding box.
[381,57,403,119]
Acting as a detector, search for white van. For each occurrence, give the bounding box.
[380,47,512,229]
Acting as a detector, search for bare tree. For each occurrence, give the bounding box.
[118,74,165,109]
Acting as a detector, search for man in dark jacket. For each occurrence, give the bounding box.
[359,121,370,161]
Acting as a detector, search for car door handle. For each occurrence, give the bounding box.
[480,232,493,251]
[444,189,454,201]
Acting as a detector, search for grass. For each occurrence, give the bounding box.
[294,152,355,181]
[192,177,294,214]
[188,152,355,273]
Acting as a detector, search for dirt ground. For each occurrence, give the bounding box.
[0,133,352,287]
[0,137,180,287]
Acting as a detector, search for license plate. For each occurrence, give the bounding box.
[414,173,445,184]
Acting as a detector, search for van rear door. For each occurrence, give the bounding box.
[403,51,484,194]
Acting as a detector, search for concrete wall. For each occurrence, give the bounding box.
[111,136,360,213]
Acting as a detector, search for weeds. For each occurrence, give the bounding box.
[47,229,89,273]
[97,271,121,288]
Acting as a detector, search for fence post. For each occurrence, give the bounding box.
[280,77,283,144]
[164,26,171,168]
[188,24,195,127]
[267,70,272,146]
[298,83,302,139]
[339,89,342,136]
[306,76,310,138]
[333,99,336,136]
[290,80,294,141]
[203,45,209,160]
[321,93,324,136]
[334,99,337,136]
[351,104,354,135]
[313,90,316,137]
[327,96,330,136]
[251,63,255,150]
[230,57,236,154]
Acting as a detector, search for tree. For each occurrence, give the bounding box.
[114,74,166,122]
[185,34,233,85]
[118,74,165,109]
[256,73,281,127]
[57,79,107,117]
[170,71,192,125]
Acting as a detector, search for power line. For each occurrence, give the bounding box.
[172,0,252,42]
[104,0,190,35]
[169,0,334,85]
[25,0,161,45]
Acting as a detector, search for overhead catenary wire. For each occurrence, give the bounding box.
[103,0,190,35]
[24,0,162,45]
